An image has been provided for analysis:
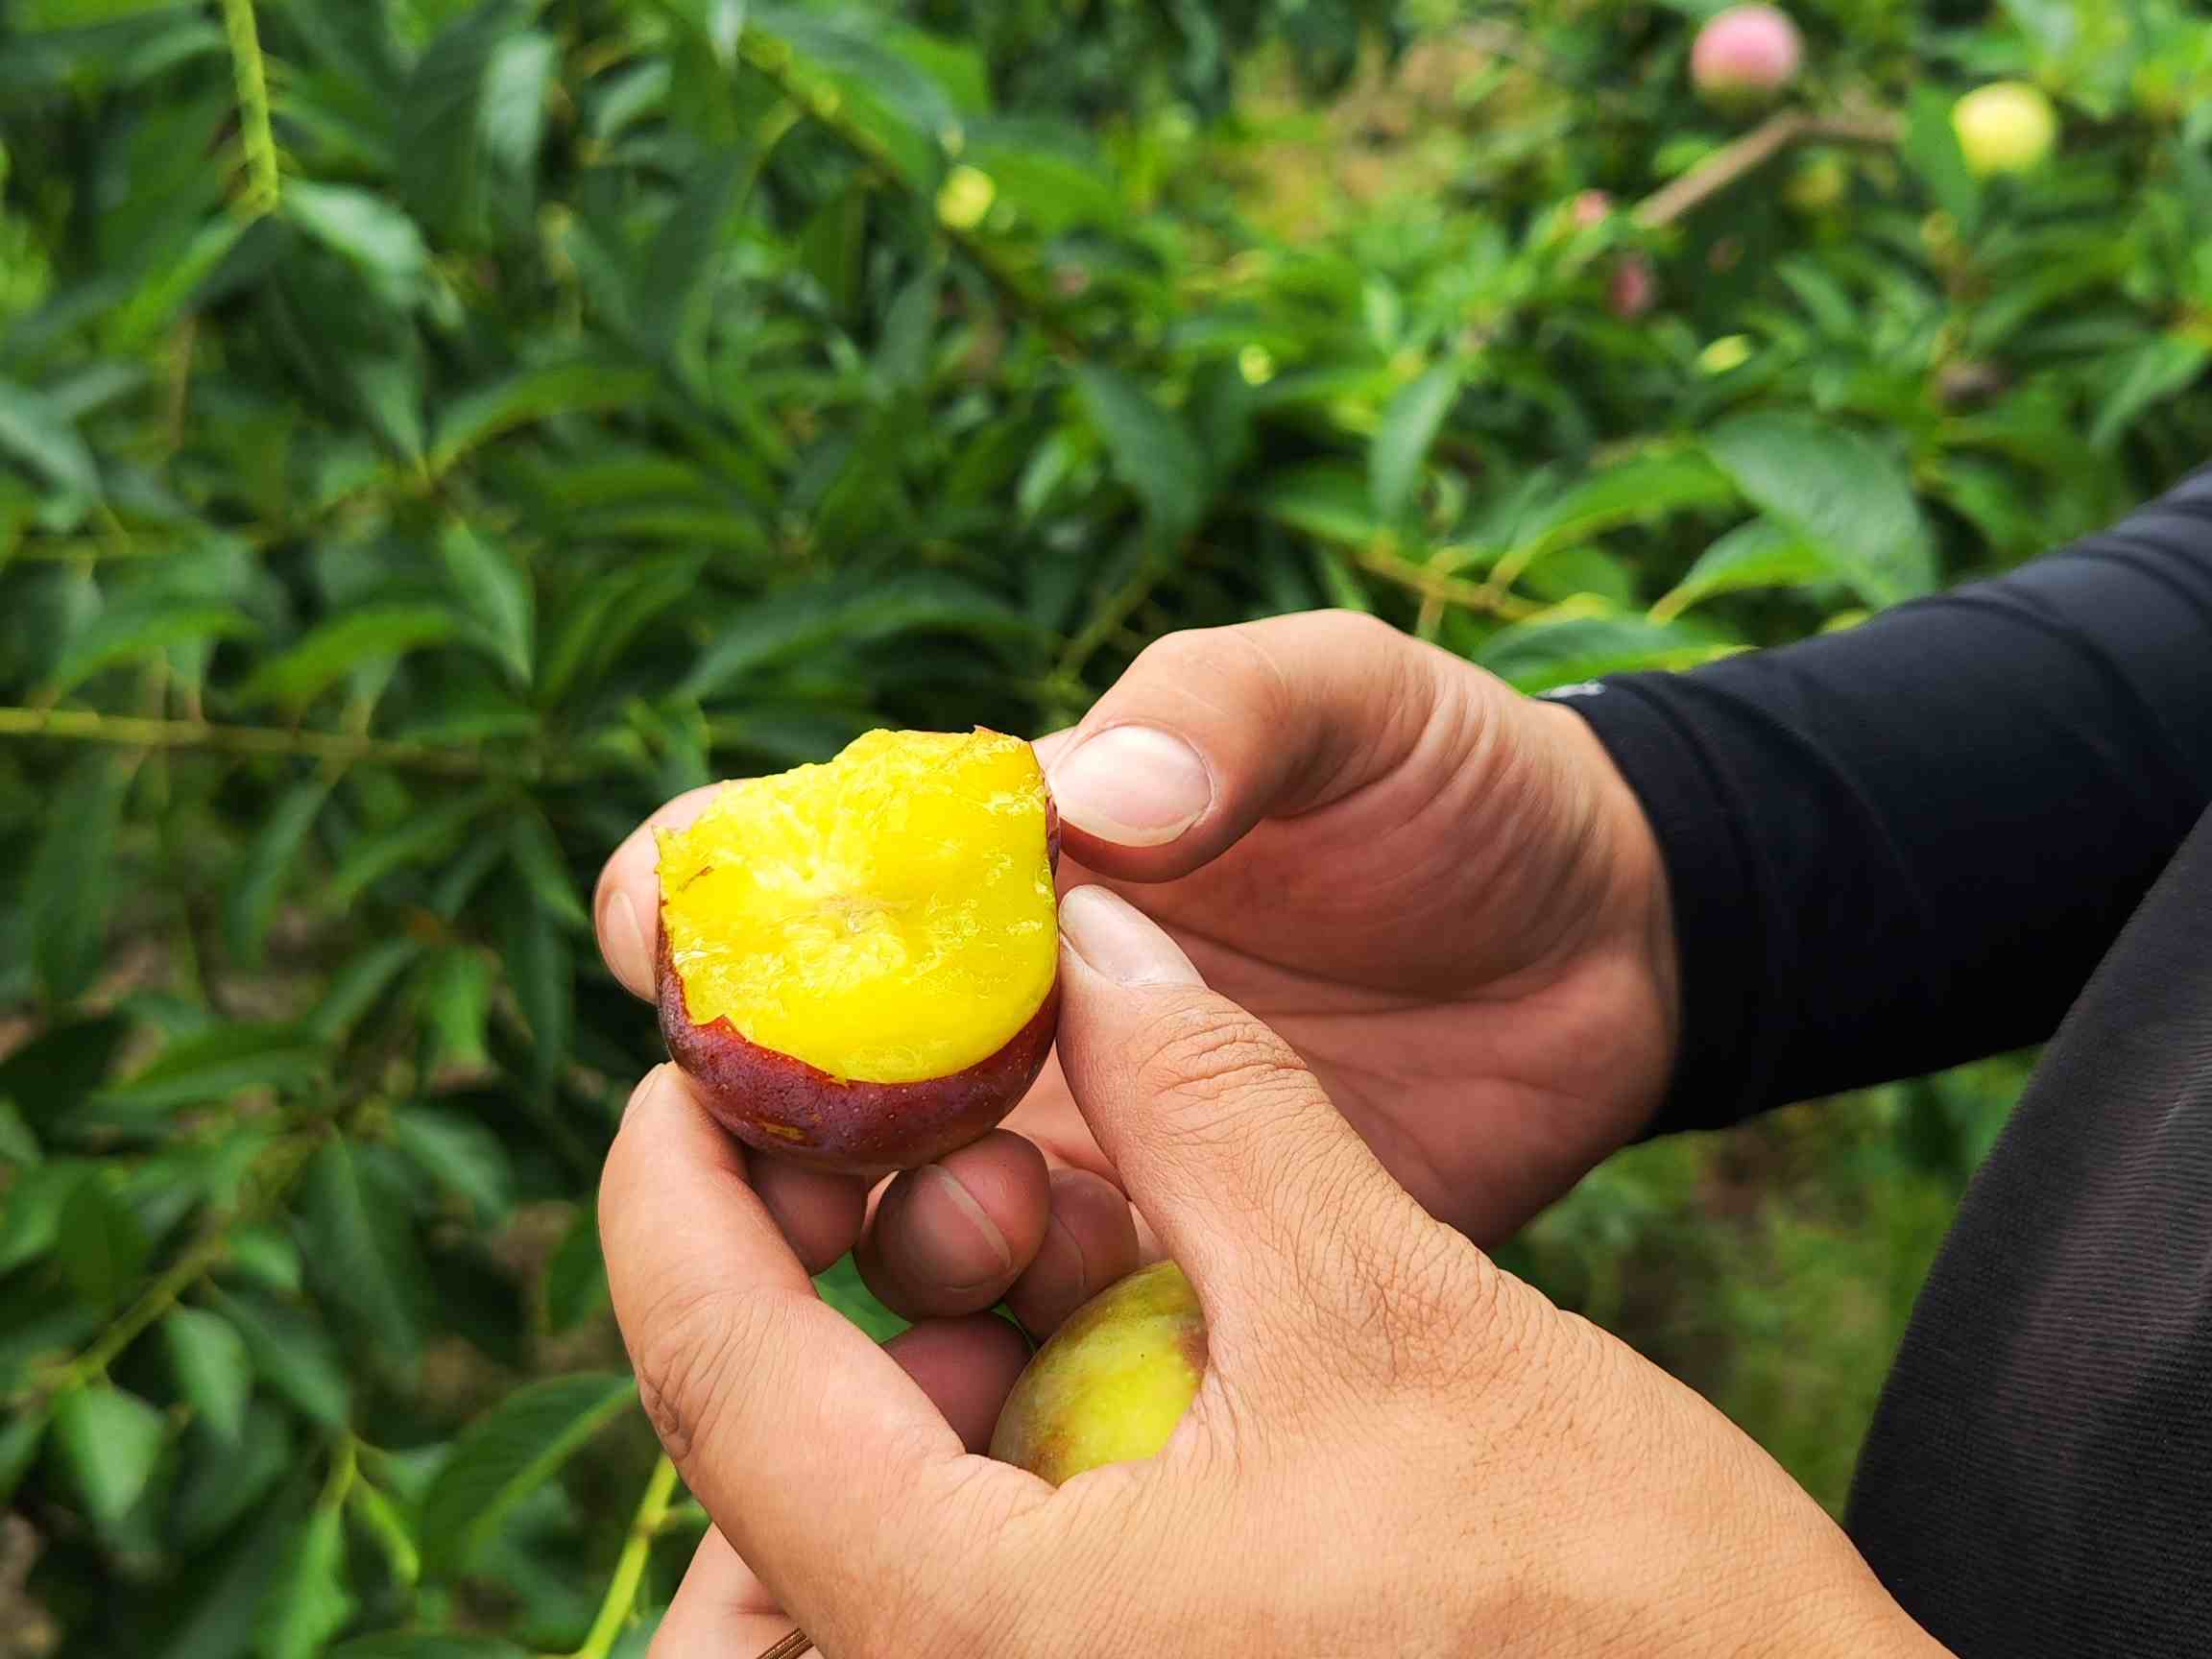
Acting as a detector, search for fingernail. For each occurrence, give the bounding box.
[1059,885,1204,987]
[910,1166,1014,1290]
[1046,726,1213,847]
[602,887,653,998]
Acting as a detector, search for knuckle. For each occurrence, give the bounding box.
[1138,1003,1314,1118]
[626,1284,772,1468]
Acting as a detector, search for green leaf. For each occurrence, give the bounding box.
[254,1502,354,1659]
[224,781,332,970]
[46,600,256,698]
[1370,362,1461,523]
[1511,451,1737,563]
[419,1372,635,1574]
[283,180,429,297]
[329,787,503,906]
[1904,84,1980,233]
[158,1473,316,1659]
[0,1016,130,1131]
[1252,463,1382,547]
[1480,615,1728,695]
[306,940,423,1041]
[541,1202,608,1334]
[211,1288,351,1430]
[1073,364,1206,538]
[413,947,493,1072]
[2089,336,2209,451]
[101,1022,325,1113]
[0,1098,36,1167]
[57,1175,150,1310]
[1652,519,1836,620]
[680,575,1033,701]
[26,752,127,1002]
[815,1253,906,1343]
[500,876,572,1093]
[398,0,534,245]
[428,360,656,475]
[505,810,586,928]
[0,1407,47,1504]
[1704,414,1935,606]
[301,1138,424,1361]
[240,604,460,711]
[0,375,100,495]
[391,1105,515,1223]
[438,521,535,685]
[163,1307,253,1443]
[54,1384,167,1531]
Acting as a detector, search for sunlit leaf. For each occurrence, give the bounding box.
[419,1372,635,1574]
[163,1307,253,1444]
[1370,361,1461,523]
[253,1503,353,1659]
[1705,414,1935,606]
[54,1385,167,1531]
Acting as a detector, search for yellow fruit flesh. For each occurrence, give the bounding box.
[657,729,1056,1084]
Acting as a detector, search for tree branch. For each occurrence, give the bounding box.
[567,1456,684,1659]
[1632,109,1902,229]
[218,0,281,218]
[0,706,536,777]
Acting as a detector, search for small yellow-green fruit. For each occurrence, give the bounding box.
[1953,83,2057,177]
[989,1262,1205,1486]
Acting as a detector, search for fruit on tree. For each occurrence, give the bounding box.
[1608,253,1657,319]
[991,1261,1206,1485]
[1691,5,1803,108]
[1952,83,2057,177]
[656,728,1060,1175]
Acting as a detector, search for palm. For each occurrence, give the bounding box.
[1016,700,1673,1244]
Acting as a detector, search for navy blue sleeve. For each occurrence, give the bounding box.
[1555,463,2212,1134]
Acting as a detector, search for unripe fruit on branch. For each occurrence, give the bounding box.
[1691,5,1803,109]
[1608,253,1657,319]
[1952,83,2057,177]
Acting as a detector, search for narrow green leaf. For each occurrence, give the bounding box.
[57,1176,150,1310]
[438,521,535,684]
[54,1385,167,1531]
[1370,362,1461,522]
[0,1098,36,1167]
[428,360,655,474]
[681,575,1033,702]
[1480,614,1727,694]
[392,1106,515,1223]
[1904,84,1980,234]
[163,1307,253,1443]
[26,752,126,1002]
[100,1022,325,1113]
[329,787,502,906]
[541,1202,608,1334]
[419,1372,635,1573]
[158,1473,316,1659]
[398,0,533,244]
[2089,336,2209,451]
[46,601,256,699]
[284,180,429,295]
[306,940,423,1041]
[1512,451,1736,559]
[210,1288,351,1430]
[1652,519,1836,620]
[240,604,459,711]
[500,877,572,1093]
[505,810,586,928]
[0,1162,89,1275]
[1252,463,1382,548]
[301,1139,424,1362]
[224,781,332,969]
[0,1016,129,1131]
[346,1479,423,1588]
[0,1406,48,1504]
[0,375,100,495]
[1073,364,1206,538]
[254,1503,354,1659]
[1705,414,1935,606]
[413,947,493,1072]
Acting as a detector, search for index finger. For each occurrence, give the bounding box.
[599,1065,1042,1650]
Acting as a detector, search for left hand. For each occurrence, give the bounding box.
[601,885,1945,1659]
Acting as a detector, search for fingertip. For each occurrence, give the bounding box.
[883,1314,1034,1453]
[1004,1166,1142,1338]
[751,1157,871,1276]
[856,1131,1049,1319]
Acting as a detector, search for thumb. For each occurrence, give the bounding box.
[1041,611,1458,879]
[1051,883,1470,1378]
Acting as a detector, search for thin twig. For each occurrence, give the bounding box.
[1632,109,1902,229]
[218,0,282,218]
[1354,545,1543,621]
[0,706,535,777]
[568,1457,685,1659]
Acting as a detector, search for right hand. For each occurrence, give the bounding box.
[592,610,1680,1336]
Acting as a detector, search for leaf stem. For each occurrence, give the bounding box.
[219,0,282,218]
[569,1455,683,1659]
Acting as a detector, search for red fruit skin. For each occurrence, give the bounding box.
[656,783,1063,1177]
[659,941,1060,1176]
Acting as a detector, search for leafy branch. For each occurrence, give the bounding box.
[218,0,282,218]
[1632,108,1902,228]
[0,706,542,777]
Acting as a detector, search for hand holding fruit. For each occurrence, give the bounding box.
[594,611,1683,1337]
[600,889,1948,1658]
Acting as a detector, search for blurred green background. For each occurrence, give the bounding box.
[2,0,2207,1652]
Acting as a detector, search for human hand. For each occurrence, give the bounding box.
[593,611,1680,1335]
[602,887,1939,1658]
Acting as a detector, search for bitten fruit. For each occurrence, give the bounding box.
[990,1262,1206,1486]
[655,727,1059,1175]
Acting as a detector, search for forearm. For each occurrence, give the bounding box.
[1563,464,2212,1132]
